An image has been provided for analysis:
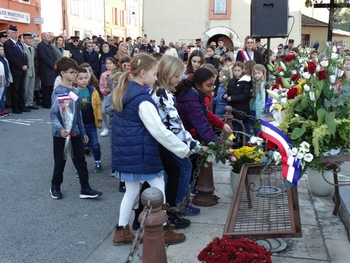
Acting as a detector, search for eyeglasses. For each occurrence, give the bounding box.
[278,48,282,50]
[246,41,253,44]
[66,70,77,75]
[73,40,79,42]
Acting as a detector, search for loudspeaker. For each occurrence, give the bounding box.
[251,0,289,38]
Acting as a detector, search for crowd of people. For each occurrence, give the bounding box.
[2,23,349,247]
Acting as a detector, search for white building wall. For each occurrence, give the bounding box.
[41,0,63,35]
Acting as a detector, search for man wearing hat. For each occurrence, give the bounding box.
[0,30,7,44]
[195,38,206,54]
[22,32,38,110]
[65,36,84,65]
[215,37,226,56]
[283,39,294,56]
[3,25,29,114]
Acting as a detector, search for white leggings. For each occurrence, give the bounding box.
[118,176,165,227]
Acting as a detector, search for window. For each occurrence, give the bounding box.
[71,0,79,16]
[301,34,310,47]
[209,0,231,20]
[105,4,110,23]
[114,8,118,25]
[96,0,103,21]
[84,0,92,19]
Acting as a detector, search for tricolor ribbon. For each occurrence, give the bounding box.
[260,119,301,185]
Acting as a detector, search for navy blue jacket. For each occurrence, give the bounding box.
[111,81,163,174]
[83,49,99,76]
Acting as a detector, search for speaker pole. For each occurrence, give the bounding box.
[266,37,270,81]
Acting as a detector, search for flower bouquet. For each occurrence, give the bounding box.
[263,44,350,186]
[198,236,272,263]
[57,93,75,159]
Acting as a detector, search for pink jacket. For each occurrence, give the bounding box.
[99,70,111,98]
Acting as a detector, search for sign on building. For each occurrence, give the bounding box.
[0,8,30,24]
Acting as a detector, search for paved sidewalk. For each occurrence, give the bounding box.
[85,163,350,263]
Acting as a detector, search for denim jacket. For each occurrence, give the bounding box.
[50,85,86,137]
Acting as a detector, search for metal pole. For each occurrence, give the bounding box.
[328,0,335,42]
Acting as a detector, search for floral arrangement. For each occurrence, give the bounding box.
[197,236,272,263]
[263,44,350,180]
[230,146,264,173]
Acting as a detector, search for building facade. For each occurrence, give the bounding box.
[105,0,126,42]
[0,0,41,35]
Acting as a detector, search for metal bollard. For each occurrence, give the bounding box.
[140,187,168,263]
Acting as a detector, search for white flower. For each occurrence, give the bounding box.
[206,154,215,163]
[273,151,282,163]
[290,147,298,156]
[304,153,314,162]
[300,141,310,152]
[337,70,344,78]
[332,46,337,53]
[249,136,258,144]
[309,91,315,101]
[302,72,311,79]
[320,60,329,67]
[316,65,321,72]
[331,53,339,60]
[297,152,305,159]
[281,97,288,104]
[298,58,304,64]
[303,84,310,91]
[291,70,297,74]
[329,75,336,84]
[279,71,284,76]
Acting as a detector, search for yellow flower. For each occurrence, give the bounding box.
[228,134,236,141]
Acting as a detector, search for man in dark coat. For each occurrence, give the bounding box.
[65,36,85,65]
[3,25,28,114]
[37,32,57,108]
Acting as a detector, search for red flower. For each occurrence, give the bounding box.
[267,140,278,150]
[318,69,328,80]
[303,66,308,72]
[277,67,283,72]
[271,84,280,90]
[307,61,317,74]
[284,54,295,62]
[291,74,300,81]
[276,77,282,85]
[287,87,298,99]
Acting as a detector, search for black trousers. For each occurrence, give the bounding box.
[10,75,26,110]
[42,85,53,107]
[52,136,90,189]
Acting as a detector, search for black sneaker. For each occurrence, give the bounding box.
[50,187,62,200]
[79,188,103,199]
[119,181,126,193]
[168,212,191,229]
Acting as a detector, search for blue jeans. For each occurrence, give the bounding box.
[171,152,193,204]
[249,111,260,136]
[84,123,101,161]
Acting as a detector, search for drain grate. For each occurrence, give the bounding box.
[224,163,302,239]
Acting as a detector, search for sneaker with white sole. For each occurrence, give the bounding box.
[79,188,103,199]
[50,186,62,200]
[95,162,102,173]
[100,128,109,137]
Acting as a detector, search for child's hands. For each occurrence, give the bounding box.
[60,129,70,138]
[223,94,228,99]
[227,96,231,101]
[83,135,89,144]
[223,124,232,134]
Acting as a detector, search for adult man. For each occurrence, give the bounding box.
[158,38,168,54]
[195,38,206,54]
[22,32,38,110]
[107,35,118,56]
[32,35,41,106]
[283,39,294,56]
[215,37,226,56]
[134,36,142,48]
[126,36,133,54]
[150,39,159,53]
[65,36,84,65]
[37,32,57,108]
[139,37,153,53]
[0,30,7,44]
[178,44,189,62]
[3,25,28,114]
[255,38,265,54]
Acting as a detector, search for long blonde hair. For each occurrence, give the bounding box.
[112,53,158,112]
[253,64,266,92]
[156,56,185,92]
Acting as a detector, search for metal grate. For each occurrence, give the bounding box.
[224,163,302,239]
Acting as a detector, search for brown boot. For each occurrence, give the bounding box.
[113,224,135,246]
[163,224,186,245]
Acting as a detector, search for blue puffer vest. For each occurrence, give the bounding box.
[111,81,163,174]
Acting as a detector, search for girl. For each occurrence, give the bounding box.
[116,56,131,73]
[250,64,266,135]
[151,55,203,217]
[222,56,233,79]
[98,44,114,77]
[183,50,205,79]
[99,57,117,137]
[130,46,140,57]
[75,66,103,172]
[213,69,230,118]
[205,45,221,71]
[112,53,190,246]
[244,60,256,77]
[223,61,252,136]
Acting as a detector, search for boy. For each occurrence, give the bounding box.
[0,43,12,117]
[50,57,102,200]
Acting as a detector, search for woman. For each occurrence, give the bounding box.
[236,36,263,64]
[116,42,129,61]
[83,41,99,76]
[98,43,114,77]
[164,42,179,57]
[52,36,65,60]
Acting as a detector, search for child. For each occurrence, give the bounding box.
[223,61,252,136]
[244,60,256,77]
[183,50,205,79]
[75,66,103,173]
[151,55,203,218]
[0,43,13,117]
[111,53,190,246]
[250,64,266,135]
[50,57,102,200]
[205,45,221,71]
[222,56,233,79]
[116,56,131,73]
[99,57,117,137]
[213,69,230,118]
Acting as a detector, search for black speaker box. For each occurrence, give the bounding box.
[251,0,289,38]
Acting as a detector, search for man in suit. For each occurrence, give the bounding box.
[3,25,28,114]
[22,32,38,110]
[37,32,57,108]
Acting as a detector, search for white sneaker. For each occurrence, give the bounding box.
[100,128,109,137]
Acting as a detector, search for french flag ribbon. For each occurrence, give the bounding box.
[57,94,72,102]
[260,119,301,185]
